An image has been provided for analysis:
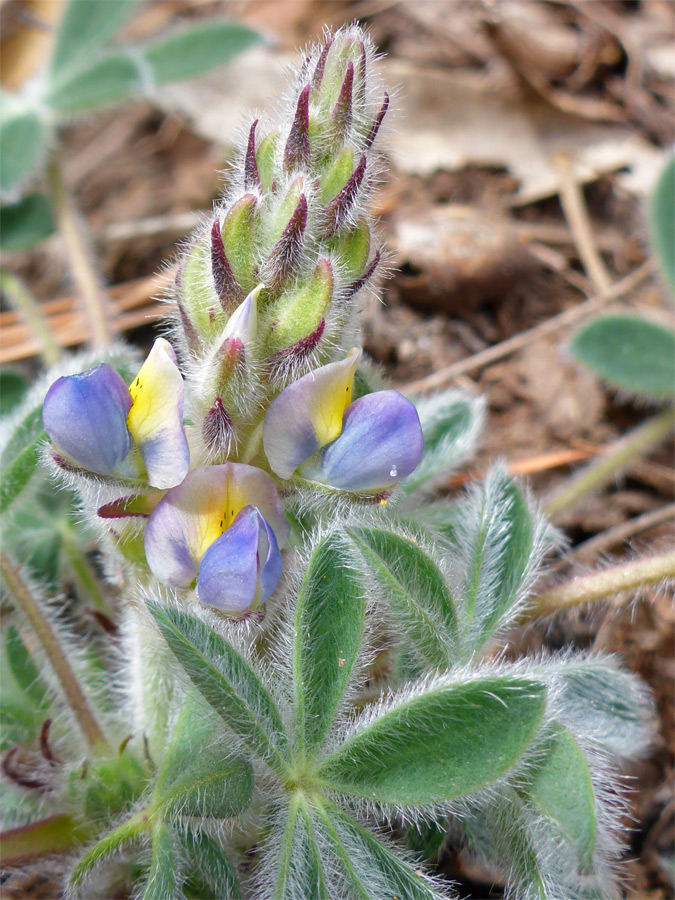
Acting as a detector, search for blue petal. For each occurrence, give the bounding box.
[256,514,282,603]
[300,390,424,492]
[43,364,132,476]
[197,506,282,613]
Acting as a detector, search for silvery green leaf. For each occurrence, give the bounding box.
[345,525,457,670]
[142,22,261,85]
[0,401,46,516]
[153,693,253,820]
[47,52,142,113]
[147,602,290,775]
[569,315,675,401]
[0,194,54,251]
[649,155,675,291]
[142,823,177,900]
[0,95,47,197]
[273,796,328,900]
[314,800,451,899]
[180,828,242,900]
[317,676,546,805]
[399,390,484,499]
[293,532,365,758]
[523,726,596,872]
[451,467,548,655]
[49,0,140,80]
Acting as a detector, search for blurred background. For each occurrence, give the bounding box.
[1,1,673,897]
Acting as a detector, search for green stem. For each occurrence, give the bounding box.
[523,551,675,621]
[0,269,62,365]
[59,519,111,614]
[45,147,113,348]
[544,407,675,518]
[0,814,91,866]
[0,549,109,752]
[69,810,151,888]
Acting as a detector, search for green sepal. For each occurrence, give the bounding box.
[180,237,222,336]
[569,314,675,400]
[273,795,328,900]
[153,693,253,820]
[330,218,370,280]
[0,194,55,251]
[319,147,354,205]
[221,194,258,293]
[142,22,260,86]
[67,751,148,821]
[147,602,290,775]
[316,677,546,805]
[267,177,304,249]
[293,531,365,758]
[256,132,279,193]
[523,726,596,871]
[264,259,332,354]
[345,525,457,670]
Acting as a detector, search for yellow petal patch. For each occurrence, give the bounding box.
[308,347,361,447]
[127,338,181,444]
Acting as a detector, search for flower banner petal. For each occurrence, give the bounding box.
[144,466,230,588]
[144,464,289,589]
[126,338,190,489]
[221,283,262,346]
[43,364,132,476]
[301,390,424,492]
[263,348,361,480]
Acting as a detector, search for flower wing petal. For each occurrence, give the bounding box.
[43,364,132,476]
[262,348,361,479]
[144,466,230,588]
[301,390,424,492]
[126,338,189,489]
[256,514,282,603]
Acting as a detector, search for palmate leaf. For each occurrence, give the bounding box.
[0,402,47,516]
[153,693,253,820]
[142,822,176,900]
[649,155,675,291]
[400,390,485,498]
[147,602,290,776]
[47,22,261,114]
[524,726,596,872]
[451,467,545,656]
[180,828,242,900]
[313,800,450,900]
[569,315,675,400]
[0,96,47,197]
[293,532,365,759]
[49,0,140,80]
[345,525,458,670]
[274,795,328,900]
[316,676,546,805]
[0,194,55,251]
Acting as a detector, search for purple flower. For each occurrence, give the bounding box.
[42,339,189,489]
[262,349,423,493]
[144,464,289,614]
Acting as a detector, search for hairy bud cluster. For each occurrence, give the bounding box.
[173,27,389,463]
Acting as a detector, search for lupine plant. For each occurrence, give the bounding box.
[0,27,656,900]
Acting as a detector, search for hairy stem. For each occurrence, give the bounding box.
[46,147,113,348]
[0,269,62,366]
[523,551,675,621]
[0,549,109,751]
[544,407,675,518]
[0,814,91,866]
